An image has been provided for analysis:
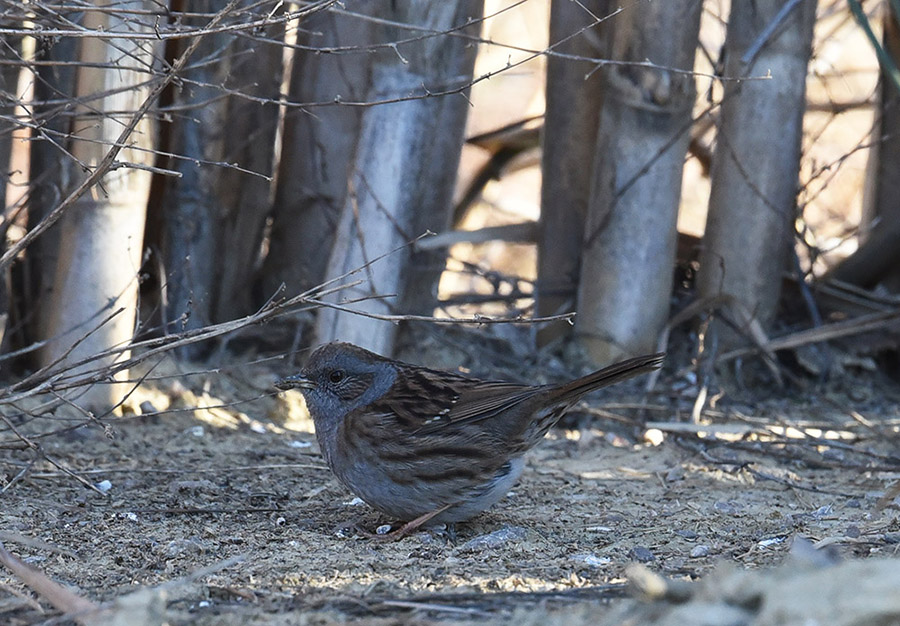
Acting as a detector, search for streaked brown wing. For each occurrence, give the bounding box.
[442,381,542,424]
[368,365,542,433]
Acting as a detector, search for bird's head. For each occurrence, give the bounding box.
[275,342,397,430]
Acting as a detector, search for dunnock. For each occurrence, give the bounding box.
[276,342,663,531]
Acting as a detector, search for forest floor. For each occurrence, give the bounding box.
[2,329,900,625]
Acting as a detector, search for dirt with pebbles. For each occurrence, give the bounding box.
[1,347,899,625]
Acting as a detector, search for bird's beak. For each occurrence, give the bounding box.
[274,373,315,391]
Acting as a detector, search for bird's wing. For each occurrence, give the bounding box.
[443,381,542,424]
[369,366,542,434]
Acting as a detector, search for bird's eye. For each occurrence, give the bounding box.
[328,369,345,384]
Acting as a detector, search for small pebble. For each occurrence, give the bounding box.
[629,546,655,562]
[585,526,614,533]
[674,529,698,540]
[375,524,393,535]
[845,525,861,539]
[643,428,664,446]
[165,538,204,558]
[288,440,312,448]
[757,536,786,548]
[571,553,611,567]
[249,422,267,434]
[461,526,527,551]
[690,544,710,558]
[344,497,365,507]
[188,426,205,438]
[139,401,158,415]
[94,480,112,493]
[664,557,686,571]
[811,505,833,520]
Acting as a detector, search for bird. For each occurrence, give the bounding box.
[275,341,664,534]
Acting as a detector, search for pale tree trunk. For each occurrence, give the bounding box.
[37,1,158,409]
[315,0,483,355]
[697,0,816,347]
[261,4,373,302]
[575,0,702,364]
[155,0,281,347]
[537,0,610,347]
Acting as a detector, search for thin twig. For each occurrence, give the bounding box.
[306,297,574,326]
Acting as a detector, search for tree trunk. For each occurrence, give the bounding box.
[152,0,281,351]
[0,28,23,349]
[397,1,483,321]
[0,31,21,215]
[212,28,283,322]
[575,0,702,364]
[26,16,79,358]
[858,1,900,291]
[260,4,373,302]
[315,0,483,355]
[536,0,610,347]
[155,13,224,342]
[697,0,816,347]
[36,1,158,409]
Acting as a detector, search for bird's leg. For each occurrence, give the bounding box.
[374,504,453,541]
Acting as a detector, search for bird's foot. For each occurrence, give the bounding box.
[371,505,454,542]
[334,505,453,541]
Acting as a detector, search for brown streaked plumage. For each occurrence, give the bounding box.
[276,342,664,527]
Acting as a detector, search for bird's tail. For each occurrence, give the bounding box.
[553,352,665,402]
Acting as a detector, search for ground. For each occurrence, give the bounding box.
[1,337,899,625]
